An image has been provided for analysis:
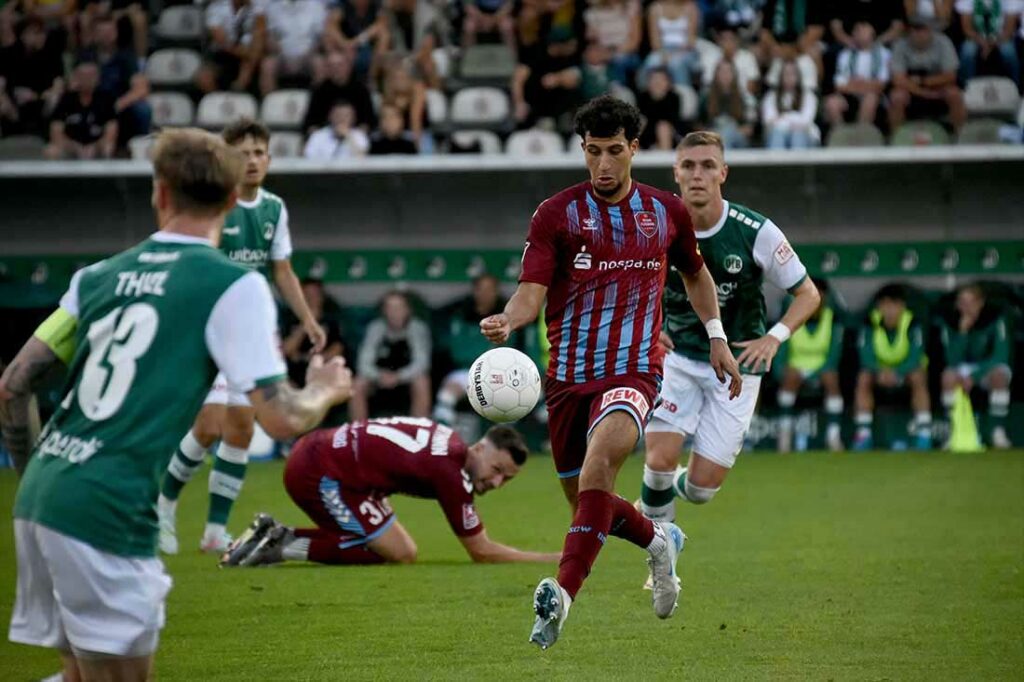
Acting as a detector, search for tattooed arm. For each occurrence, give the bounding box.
[247,355,353,440]
[0,339,60,475]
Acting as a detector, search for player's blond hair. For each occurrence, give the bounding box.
[677,131,725,155]
[152,128,244,216]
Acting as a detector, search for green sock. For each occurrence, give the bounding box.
[207,443,248,526]
[162,431,207,501]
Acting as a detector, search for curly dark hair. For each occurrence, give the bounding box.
[484,425,529,466]
[573,95,642,142]
[222,118,270,146]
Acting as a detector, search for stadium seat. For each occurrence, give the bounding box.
[505,129,564,156]
[460,45,517,81]
[609,82,636,106]
[128,134,156,160]
[269,132,303,158]
[260,89,310,129]
[826,122,885,147]
[450,87,510,127]
[145,48,201,87]
[891,120,951,146]
[964,77,1020,118]
[957,118,1011,145]
[196,92,259,128]
[450,130,502,154]
[675,84,699,121]
[154,6,203,43]
[149,91,194,127]
[0,135,45,159]
[425,88,448,126]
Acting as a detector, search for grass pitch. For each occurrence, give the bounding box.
[2,450,1023,680]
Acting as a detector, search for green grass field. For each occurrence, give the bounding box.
[2,450,1023,681]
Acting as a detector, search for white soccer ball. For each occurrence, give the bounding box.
[466,347,542,423]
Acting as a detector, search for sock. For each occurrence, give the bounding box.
[825,396,843,440]
[609,495,656,548]
[557,489,614,599]
[161,431,207,501]
[282,537,310,561]
[433,390,457,425]
[207,442,248,530]
[990,389,1010,430]
[855,413,872,438]
[914,411,932,437]
[675,469,719,504]
[778,390,797,433]
[640,465,676,522]
[294,529,386,564]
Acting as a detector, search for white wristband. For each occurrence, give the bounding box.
[705,318,727,342]
[767,322,791,343]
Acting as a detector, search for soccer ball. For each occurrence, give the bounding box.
[466,348,542,423]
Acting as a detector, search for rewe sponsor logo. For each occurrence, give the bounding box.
[598,258,662,271]
[599,387,650,415]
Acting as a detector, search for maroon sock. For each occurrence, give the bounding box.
[556,489,614,599]
[294,529,386,565]
[608,495,655,549]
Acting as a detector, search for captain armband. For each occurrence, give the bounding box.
[33,308,78,365]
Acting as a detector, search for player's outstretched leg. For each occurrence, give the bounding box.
[158,429,212,554]
[203,406,255,552]
[645,520,685,618]
[220,513,277,567]
[529,577,572,650]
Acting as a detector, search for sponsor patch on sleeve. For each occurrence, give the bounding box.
[462,503,481,530]
[774,241,795,266]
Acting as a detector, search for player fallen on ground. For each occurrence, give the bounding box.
[222,419,561,566]
[157,118,328,556]
[638,130,819,551]
[2,128,351,682]
[480,96,742,650]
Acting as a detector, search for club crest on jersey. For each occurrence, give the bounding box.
[599,387,650,415]
[573,246,592,270]
[262,221,275,240]
[723,254,743,274]
[463,503,481,530]
[634,211,658,238]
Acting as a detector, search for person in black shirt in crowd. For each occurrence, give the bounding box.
[303,50,376,135]
[77,15,150,144]
[0,16,65,137]
[45,61,118,159]
[368,103,418,155]
[637,66,685,149]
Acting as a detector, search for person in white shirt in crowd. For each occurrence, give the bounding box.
[761,57,819,149]
[641,0,702,88]
[824,21,890,127]
[955,0,1020,86]
[303,100,370,159]
[260,0,330,95]
[702,27,762,96]
[198,0,267,93]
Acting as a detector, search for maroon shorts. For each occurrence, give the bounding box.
[284,433,395,548]
[544,373,661,479]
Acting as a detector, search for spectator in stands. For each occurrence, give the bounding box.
[323,0,386,81]
[259,0,329,95]
[956,0,1020,86]
[905,0,955,31]
[637,66,685,149]
[824,21,890,128]
[583,0,642,86]
[281,278,347,386]
[700,58,756,147]
[462,0,517,51]
[888,16,966,133]
[369,102,418,154]
[0,16,64,137]
[379,0,448,89]
[517,0,585,51]
[350,290,432,421]
[303,100,370,159]
[579,40,614,99]
[704,27,761,95]
[78,15,150,144]
[45,61,118,158]
[940,283,1013,449]
[641,0,701,89]
[197,0,267,93]
[512,31,582,130]
[762,58,819,148]
[707,0,764,45]
[0,0,18,46]
[80,0,149,61]
[433,273,507,426]
[303,50,376,135]
[23,0,76,48]
[760,0,826,86]
[830,0,905,49]
[776,278,845,453]
[379,57,428,149]
[854,284,932,451]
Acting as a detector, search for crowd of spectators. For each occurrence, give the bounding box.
[2,0,1024,157]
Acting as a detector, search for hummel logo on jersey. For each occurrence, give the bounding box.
[461,469,474,494]
[583,217,600,230]
[573,246,592,270]
[222,226,240,235]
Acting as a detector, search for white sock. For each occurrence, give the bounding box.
[646,522,668,555]
[203,523,226,540]
[282,537,310,561]
[158,495,176,517]
[640,465,676,522]
[991,389,1010,417]
[855,413,872,436]
[914,411,932,436]
[942,391,956,411]
[825,396,843,415]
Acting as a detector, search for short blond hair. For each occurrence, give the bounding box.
[152,128,243,216]
[677,131,725,155]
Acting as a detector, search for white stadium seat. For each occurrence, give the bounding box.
[450,87,510,126]
[964,76,1020,118]
[128,135,156,160]
[505,129,564,157]
[196,92,258,128]
[675,84,699,121]
[154,6,203,42]
[260,89,310,129]
[450,130,502,154]
[425,89,448,126]
[269,132,303,158]
[149,92,194,127]
[145,48,201,87]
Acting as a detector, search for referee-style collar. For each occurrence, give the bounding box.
[693,199,729,239]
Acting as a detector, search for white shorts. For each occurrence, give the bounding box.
[647,353,762,469]
[204,371,252,407]
[9,520,172,657]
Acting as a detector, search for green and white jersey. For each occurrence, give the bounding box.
[664,200,807,374]
[220,187,293,279]
[14,233,287,557]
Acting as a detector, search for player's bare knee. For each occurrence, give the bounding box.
[391,540,417,564]
[907,369,927,389]
[645,442,680,473]
[941,370,958,391]
[192,410,222,448]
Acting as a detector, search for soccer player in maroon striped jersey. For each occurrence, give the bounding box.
[480,96,742,649]
[221,418,561,567]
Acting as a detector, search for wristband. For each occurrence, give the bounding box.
[705,318,727,342]
[767,322,791,343]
